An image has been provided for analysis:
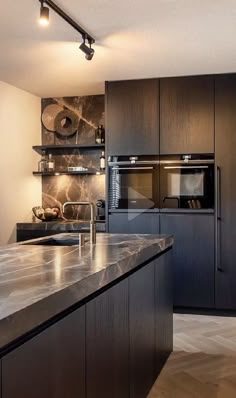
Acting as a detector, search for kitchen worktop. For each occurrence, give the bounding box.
[0,233,173,353]
[16,220,106,232]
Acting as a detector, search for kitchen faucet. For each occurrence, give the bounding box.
[62,202,96,244]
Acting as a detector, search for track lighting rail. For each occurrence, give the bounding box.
[39,0,95,44]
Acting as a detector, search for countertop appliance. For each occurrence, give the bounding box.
[160,154,215,210]
[96,199,105,220]
[108,156,159,210]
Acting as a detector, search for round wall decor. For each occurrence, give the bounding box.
[54,109,79,137]
[41,104,64,132]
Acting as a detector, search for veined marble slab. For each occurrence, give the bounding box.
[0,233,173,353]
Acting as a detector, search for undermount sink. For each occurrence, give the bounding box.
[23,235,84,246]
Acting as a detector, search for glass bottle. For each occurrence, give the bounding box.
[38,151,48,173]
[100,151,106,171]
[47,153,55,172]
[95,125,105,144]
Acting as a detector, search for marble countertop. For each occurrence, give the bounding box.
[0,233,173,354]
[16,220,106,231]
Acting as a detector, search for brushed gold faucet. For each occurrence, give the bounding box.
[62,202,96,244]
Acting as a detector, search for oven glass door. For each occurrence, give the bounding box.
[109,166,159,210]
[160,163,214,209]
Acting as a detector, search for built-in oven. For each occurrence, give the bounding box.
[108,156,159,210]
[160,155,214,210]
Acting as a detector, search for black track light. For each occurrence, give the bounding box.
[37,0,95,60]
[79,37,95,61]
[39,1,50,26]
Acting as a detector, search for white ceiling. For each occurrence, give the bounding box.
[1,0,236,98]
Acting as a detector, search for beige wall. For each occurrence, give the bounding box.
[0,81,41,245]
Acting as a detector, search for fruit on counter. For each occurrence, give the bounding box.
[32,206,61,221]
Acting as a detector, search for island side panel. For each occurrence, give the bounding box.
[129,260,156,398]
[86,278,129,398]
[1,307,86,398]
[155,250,173,377]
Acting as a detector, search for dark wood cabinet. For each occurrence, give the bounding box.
[215,74,236,309]
[129,261,155,398]
[108,213,159,234]
[160,75,214,154]
[160,214,215,308]
[1,250,173,398]
[106,79,159,156]
[2,307,86,398]
[86,279,129,398]
[0,360,1,398]
[155,251,173,376]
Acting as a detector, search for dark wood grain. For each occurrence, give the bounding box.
[129,261,155,398]
[160,75,214,154]
[160,214,215,308]
[106,79,159,156]
[0,360,1,398]
[215,74,236,310]
[86,279,129,398]
[2,307,86,398]
[155,251,173,376]
[108,213,160,234]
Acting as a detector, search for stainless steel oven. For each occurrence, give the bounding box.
[108,156,159,210]
[160,155,214,210]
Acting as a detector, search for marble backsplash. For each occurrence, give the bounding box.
[41,95,105,220]
[42,95,105,145]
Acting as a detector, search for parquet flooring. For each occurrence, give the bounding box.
[148,314,236,398]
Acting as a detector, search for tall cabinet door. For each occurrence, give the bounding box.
[160,213,215,308]
[160,75,214,154]
[86,279,129,398]
[215,74,236,309]
[129,261,155,398]
[106,79,159,156]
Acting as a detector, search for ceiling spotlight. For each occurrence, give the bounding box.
[79,37,95,61]
[39,1,49,26]
[37,0,95,60]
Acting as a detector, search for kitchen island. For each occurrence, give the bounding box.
[0,233,173,398]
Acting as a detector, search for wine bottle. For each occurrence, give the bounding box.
[47,153,55,172]
[95,125,105,144]
[100,151,106,171]
[38,151,47,172]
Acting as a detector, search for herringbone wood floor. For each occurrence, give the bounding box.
[148,314,236,398]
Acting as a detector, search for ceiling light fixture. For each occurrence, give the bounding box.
[38,0,95,60]
[39,1,50,26]
[79,36,95,61]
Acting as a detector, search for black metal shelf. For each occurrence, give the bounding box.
[33,170,105,176]
[33,144,105,155]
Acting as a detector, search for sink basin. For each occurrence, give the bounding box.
[23,237,81,246]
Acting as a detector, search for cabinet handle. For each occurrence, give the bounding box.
[215,166,223,272]
[111,167,154,170]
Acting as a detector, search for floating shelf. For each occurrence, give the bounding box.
[33,170,105,176]
[33,144,105,155]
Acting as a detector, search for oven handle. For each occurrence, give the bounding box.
[215,165,223,272]
[111,167,154,170]
[108,160,159,166]
[160,159,214,165]
[163,166,209,169]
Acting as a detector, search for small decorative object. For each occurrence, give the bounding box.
[67,166,89,172]
[47,153,55,172]
[54,109,79,137]
[95,125,105,144]
[41,104,64,132]
[100,151,106,171]
[32,206,61,221]
[38,151,48,172]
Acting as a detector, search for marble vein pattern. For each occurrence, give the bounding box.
[40,95,105,219]
[0,234,173,352]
